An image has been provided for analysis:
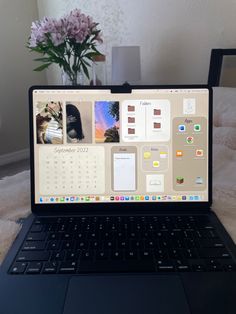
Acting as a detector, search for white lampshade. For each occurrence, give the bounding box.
[112,46,141,84]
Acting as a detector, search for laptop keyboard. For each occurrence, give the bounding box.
[9,215,236,274]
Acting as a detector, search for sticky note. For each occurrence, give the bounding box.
[160,152,167,158]
[153,161,160,167]
[144,151,151,159]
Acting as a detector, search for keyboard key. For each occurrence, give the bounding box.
[26,233,47,241]
[81,250,94,261]
[48,233,61,240]
[16,251,50,262]
[111,250,123,260]
[169,249,182,259]
[61,233,72,240]
[76,241,88,250]
[192,264,206,272]
[47,240,60,250]
[22,241,45,251]
[66,250,79,261]
[30,224,43,233]
[207,264,223,271]
[42,262,58,274]
[174,259,190,271]
[125,251,138,260]
[185,238,199,248]
[223,263,236,272]
[96,250,109,260]
[183,248,198,259]
[156,259,174,271]
[198,239,224,248]
[61,240,75,250]
[199,248,231,259]
[10,262,27,274]
[51,250,65,261]
[189,259,206,272]
[154,249,168,259]
[26,262,42,274]
[140,250,154,260]
[78,260,155,273]
[59,261,77,273]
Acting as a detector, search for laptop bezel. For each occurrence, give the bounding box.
[29,84,212,215]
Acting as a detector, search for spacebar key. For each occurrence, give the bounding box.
[78,260,156,273]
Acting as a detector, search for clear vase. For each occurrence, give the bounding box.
[90,55,106,86]
[61,70,84,85]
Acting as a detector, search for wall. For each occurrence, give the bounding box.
[0,0,46,157]
[37,0,236,85]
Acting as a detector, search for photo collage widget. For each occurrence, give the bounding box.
[36,100,120,145]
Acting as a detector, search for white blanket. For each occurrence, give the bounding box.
[0,87,236,263]
[211,87,236,240]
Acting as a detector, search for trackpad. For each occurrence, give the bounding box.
[63,275,190,314]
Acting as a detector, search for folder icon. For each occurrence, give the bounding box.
[144,151,151,159]
[154,109,161,115]
[128,128,135,134]
[154,122,161,129]
[128,117,135,123]
[128,105,135,112]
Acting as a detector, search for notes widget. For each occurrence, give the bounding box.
[142,146,168,172]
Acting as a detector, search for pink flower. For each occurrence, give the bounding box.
[28,8,103,81]
[29,8,103,47]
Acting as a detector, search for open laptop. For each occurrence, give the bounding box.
[0,85,236,314]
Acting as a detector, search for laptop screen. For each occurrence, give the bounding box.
[32,87,209,204]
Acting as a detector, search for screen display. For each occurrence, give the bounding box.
[32,88,209,204]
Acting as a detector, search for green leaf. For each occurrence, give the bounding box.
[33,63,52,71]
[83,51,100,59]
[34,57,51,62]
[81,62,90,80]
[82,58,91,67]
[92,46,101,54]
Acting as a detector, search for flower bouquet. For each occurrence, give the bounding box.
[28,8,103,85]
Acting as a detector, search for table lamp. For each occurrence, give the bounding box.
[112,46,141,85]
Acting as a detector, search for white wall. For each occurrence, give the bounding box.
[37,0,236,85]
[0,0,46,156]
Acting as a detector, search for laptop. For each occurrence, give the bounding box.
[0,84,236,314]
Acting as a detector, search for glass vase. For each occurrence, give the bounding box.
[61,70,84,85]
[90,55,106,85]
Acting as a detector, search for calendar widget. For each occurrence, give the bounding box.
[39,145,105,195]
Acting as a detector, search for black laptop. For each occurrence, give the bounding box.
[1,85,236,314]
